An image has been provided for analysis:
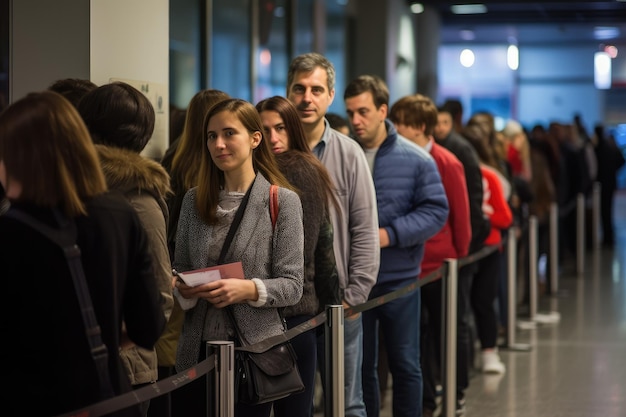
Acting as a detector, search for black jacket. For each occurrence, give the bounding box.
[436,130,491,253]
[0,192,165,416]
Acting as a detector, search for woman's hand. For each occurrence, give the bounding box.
[176,278,258,308]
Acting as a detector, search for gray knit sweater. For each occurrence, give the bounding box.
[174,173,304,371]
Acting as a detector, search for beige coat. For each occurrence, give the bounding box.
[97,145,174,384]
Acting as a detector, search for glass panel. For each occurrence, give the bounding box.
[294,0,314,56]
[325,0,347,115]
[255,0,289,102]
[170,0,202,108]
[211,0,251,101]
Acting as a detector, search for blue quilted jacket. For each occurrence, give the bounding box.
[372,121,449,286]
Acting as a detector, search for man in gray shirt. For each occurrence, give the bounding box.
[287,52,380,417]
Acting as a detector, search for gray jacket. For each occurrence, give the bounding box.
[174,173,304,371]
[316,121,380,307]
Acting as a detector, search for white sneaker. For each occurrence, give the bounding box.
[482,349,506,374]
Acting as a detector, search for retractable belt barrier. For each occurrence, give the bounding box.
[56,241,506,417]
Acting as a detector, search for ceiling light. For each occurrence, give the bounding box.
[460,49,475,67]
[451,4,487,14]
[508,45,519,71]
[594,51,611,89]
[410,3,424,14]
[594,26,620,40]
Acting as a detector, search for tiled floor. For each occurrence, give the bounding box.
[459,191,626,417]
[318,190,626,417]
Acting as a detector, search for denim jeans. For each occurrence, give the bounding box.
[317,313,367,417]
[363,283,422,417]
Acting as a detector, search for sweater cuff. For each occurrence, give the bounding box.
[247,278,267,307]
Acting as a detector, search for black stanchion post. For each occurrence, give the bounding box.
[441,259,458,417]
[549,202,559,295]
[576,193,585,276]
[592,182,601,249]
[518,217,539,330]
[325,305,345,417]
[503,228,531,351]
[206,341,234,417]
[529,216,538,321]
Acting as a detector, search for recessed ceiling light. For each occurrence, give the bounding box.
[410,3,425,14]
[451,4,487,14]
[594,26,620,40]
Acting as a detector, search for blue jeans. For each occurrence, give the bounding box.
[318,313,367,417]
[363,283,422,417]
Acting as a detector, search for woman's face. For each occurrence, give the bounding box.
[259,110,289,155]
[206,111,260,174]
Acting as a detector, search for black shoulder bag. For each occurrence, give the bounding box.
[220,184,304,405]
[4,208,116,400]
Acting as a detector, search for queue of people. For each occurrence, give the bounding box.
[1,51,623,417]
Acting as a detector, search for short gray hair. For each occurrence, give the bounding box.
[287,52,336,94]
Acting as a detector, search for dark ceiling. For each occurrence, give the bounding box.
[421,0,626,45]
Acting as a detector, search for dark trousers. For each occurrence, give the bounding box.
[470,251,502,349]
[147,366,174,417]
[273,315,317,417]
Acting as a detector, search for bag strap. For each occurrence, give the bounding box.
[3,208,116,399]
[217,182,254,265]
[226,184,282,351]
[269,184,279,231]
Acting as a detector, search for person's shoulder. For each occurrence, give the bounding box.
[432,142,463,167]
[396,135,431,160]
[276,184,301,204]
[88,191,135,214]
[327,128,361,152]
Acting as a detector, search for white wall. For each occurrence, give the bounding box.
[9,0,169,160]
[91,0,169,159]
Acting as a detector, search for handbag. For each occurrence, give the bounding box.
[226,308,304,404]
[220,184,304,405]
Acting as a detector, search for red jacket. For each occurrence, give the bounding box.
[420,141,471,277]
[480,165,513,246]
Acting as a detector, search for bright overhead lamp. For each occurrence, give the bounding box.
[594,51,611,89]
[594,26,620,40]
[410,2,424,14]
[451,4,487,14]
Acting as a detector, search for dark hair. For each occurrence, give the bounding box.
[256,95,339,211]
[196,98,293,224]
[461,123,499,169]
[287,52,336,94]
[389,94,438,136]
[441,99,463,120]
[0,91,107,216]
[325,113,349,132]
[48,78,98,108]
[78,81,155,153]
[169,104,187,145]
[171,89,230,190]
[344,74,389,108]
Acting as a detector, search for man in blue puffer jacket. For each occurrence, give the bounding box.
[344,75,448,417]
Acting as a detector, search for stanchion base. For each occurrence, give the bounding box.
[501,343,532,352]
[535,311,561,324]
[516,320,537,330]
